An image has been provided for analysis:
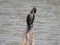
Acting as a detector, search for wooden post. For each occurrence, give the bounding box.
[22,28,34,45]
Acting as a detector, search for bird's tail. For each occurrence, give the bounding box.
[26,25,33,33]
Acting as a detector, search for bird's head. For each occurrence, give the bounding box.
[30,7,37,14]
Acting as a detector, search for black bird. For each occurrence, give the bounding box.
[26,7,37,33]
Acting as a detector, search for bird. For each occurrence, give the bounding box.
[26,7,37,33]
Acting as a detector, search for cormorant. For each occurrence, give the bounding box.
[26,7,37,33]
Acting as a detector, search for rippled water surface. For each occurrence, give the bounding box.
[0,0,60,45]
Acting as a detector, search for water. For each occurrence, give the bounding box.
[0,0,60,45]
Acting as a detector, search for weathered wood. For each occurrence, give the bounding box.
[22,28,34,45]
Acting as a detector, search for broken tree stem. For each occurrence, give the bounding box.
[22,28,34,45]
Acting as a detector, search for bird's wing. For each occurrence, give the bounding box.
[26,14,30,26]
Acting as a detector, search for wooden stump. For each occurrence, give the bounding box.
[22,28,34,45]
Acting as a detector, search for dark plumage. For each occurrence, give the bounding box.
[26,7,37,33]
[27,14,35,30]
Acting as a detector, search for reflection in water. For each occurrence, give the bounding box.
[0,0,60,45]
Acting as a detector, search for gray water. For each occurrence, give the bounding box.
[0,0,60,45]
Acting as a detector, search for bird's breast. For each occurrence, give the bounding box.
[30,14,34,20]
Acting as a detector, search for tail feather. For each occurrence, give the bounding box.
[26,25,33,33]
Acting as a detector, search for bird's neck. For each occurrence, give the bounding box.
[30,12,35,15]
[30,13,33,16]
